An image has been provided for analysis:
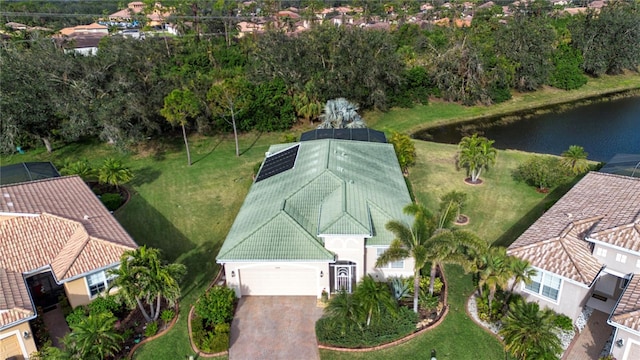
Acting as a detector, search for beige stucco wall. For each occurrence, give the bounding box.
[519,279,589,321]
[224,262,329,298]
[364,246,414,281]
[64,277,92,308]
[593,243,640,275]
[324,236,365,280]
[0,321,37,359]
[610,328,640,360]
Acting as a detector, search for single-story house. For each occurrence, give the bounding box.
[0,176,137,359]
[216,129,414,298]
[507,171,640,359]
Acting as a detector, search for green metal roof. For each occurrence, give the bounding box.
[216,139,413,262]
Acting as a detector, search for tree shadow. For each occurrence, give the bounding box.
[178,241,223,299]
[493,179,579,248]
[191,137,223,165]
[239,131,263,156]
[129,166,162,186]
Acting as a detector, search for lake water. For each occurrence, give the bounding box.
[414,95,640,162]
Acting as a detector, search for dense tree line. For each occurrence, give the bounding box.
[1,0,639,154]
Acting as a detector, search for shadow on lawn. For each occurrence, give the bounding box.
[178,241,223,299]
[493,179,579,248]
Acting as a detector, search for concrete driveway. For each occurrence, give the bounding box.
[229,296,324,360]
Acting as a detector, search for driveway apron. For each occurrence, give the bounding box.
[230,296,324,360]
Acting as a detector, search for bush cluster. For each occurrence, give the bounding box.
[192,286,236,353]
[100,193,124,211]
[316,307,418,348]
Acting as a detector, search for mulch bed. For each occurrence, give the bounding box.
[114,300,174,359]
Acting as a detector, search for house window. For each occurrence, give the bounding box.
[525,270,561,301]
[636,259,640,268]
[615,253,627,263]
[595,247,607,257]
[86,270,116,298]
[376,248,404,269]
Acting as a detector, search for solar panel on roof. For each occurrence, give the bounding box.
[255,144,300,182]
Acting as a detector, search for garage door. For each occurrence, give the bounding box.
[0,334,24,360]
[239,266,316,296]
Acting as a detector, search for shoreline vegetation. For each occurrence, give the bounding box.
[367,72,640,136]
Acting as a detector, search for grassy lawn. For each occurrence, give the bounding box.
[1,73,626,359]
[367,72,640,135]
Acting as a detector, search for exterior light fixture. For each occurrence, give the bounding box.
[231,270,235,277]
[320,271,324,278]
[616,338,624,347]
[23,331,30,339]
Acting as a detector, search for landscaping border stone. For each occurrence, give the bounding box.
[127,304,180,359]
[318,266,450,352]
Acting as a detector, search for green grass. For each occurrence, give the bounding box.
[367,72,640,134]
[1,73,629,359]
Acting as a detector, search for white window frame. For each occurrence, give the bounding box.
[616,253,627,263]
[595,247,607,257]
[636,259,640,269]
[523,269,562,303]
[376,247,404,269]
[86,269,116,298]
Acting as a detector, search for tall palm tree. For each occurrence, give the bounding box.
[66,312,123,360]
[457,133,497,183]
[378,203,487,313]
[354,275,396,326]
[108,246,186,322]
[500,299,562,360]
[98,158,133,190]
[561,145,589,175]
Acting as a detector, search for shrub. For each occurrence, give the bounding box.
[144,321,158,337]
[88,296,120,316]
[418,291,439,310]
[195,286,236,327]
[553,314,574,331]
[316,306,418,348]
[282,133,297,143]
[191,315,206,347]
[475,294,503,322]
[420,277,444,295]
[100,193,124,211]
[161,309,176,324]
[512,156,568,191]
[389,277,411,302]
[65,306,88,327]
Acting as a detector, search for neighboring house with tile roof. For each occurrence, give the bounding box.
[507,171,640,359]
[217,131,414,298]
[0,176,137,359]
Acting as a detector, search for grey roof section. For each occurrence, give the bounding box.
[217,139,413,262]
[300,128,387,143]
[0,162,60,185]
[599,154,640,178]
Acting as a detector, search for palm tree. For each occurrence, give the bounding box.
[293,92,322,125]
[108,246,186,322]
[378,203,487,313]
[476,247,511,311]
[317,98,366,129]
[66,312,123,360]
[457,133,497,183]
[325,290,363,335]
[500,299,562,360]
[354,275,396,326]
[561,145,589,175]
[98,158,133,190]
[61,160,95,182]
[502,257,536,313]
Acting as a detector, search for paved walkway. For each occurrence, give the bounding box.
[42,304,70,349]
[563,310,613,360]
[229,296,324,360]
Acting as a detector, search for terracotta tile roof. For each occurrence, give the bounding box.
[611,276,640,332]
[0,176,137,329]
[0,176,137,248]
[508,172,640,284]
[0,269,33,329]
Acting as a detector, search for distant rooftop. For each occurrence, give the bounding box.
[0,162,60,186]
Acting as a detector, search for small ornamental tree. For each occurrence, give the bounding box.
[457,134,497,183]
[161,88,201,165]
[98,158,133,190]
[195,286,236,327]
[513,156,567,191]
[389,132,416,175]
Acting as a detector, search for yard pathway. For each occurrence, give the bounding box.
[563,310,613,360]
[229,296,323,360]
[42,304,70,349]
